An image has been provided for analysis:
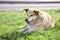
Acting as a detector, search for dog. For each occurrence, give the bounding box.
[19,8,55,33]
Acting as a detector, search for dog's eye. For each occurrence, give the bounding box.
[31,15,33,16]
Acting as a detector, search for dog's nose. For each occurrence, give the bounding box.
[25,19,30,23]
[25,19,28,22]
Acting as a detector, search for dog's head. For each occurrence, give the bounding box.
[24,8,40,23]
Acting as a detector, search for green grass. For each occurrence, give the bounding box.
[0,9,60,40]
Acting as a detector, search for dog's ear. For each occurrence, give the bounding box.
[33,10,39,15]
[24,9,29,12]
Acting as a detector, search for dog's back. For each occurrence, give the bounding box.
[40,11,55,30]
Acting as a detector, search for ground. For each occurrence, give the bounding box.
[0,9,60,40]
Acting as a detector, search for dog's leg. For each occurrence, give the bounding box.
[23,25,37,33]
[24,29,32,34]
[20,28,28,32]
[24,24,44,33]
[24,27,34,33]
[17,25,28,32]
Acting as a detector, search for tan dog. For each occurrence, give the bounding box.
[20,8,55,33]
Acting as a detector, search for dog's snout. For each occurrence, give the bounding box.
[25,19,30,23]
[25,19,28,22]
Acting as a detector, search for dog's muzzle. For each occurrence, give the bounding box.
[25,19,30,23]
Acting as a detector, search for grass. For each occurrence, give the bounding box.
[0,9,60,40]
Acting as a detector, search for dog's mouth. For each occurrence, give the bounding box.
[27,21,30,23]
[27,20,33,23]
[25,19,33,23]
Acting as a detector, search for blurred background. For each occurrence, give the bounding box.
[0,0,60,10]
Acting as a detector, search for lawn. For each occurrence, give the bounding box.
[0,9,60,40]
